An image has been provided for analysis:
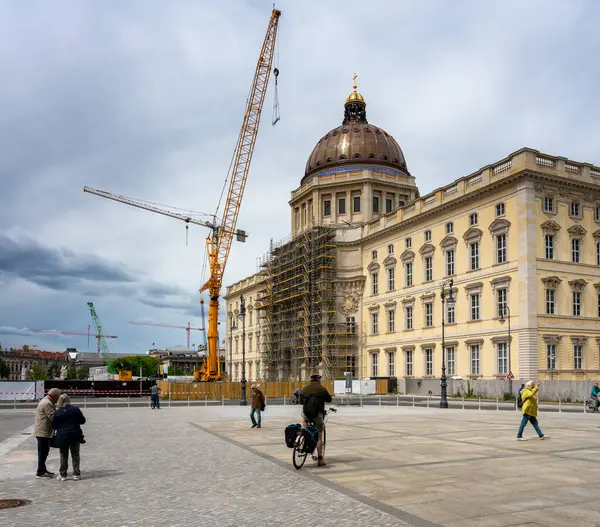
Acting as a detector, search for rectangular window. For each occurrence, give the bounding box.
[405,237,412,249]
[470,213,478,226]
[496,233,507,264]
[388,310,395,332]
[388,244,394,255]
[425,230,432,242]
[295,208,300,230]
[598,293,600,318]
[446,222,453,234]
[425,303,433,327]
[571,202,581,217]
[446,250,455,276]
[573,291,581,316]
[386,198,393,213]
[572,238,581,263]
[405,351,413,376]
[545,234,554,260]
[405,306,413,330]
[544,196,554,213]
[546,289,555,315]
[596,206,600,222]
[470,242,480,270]
[547,344,556,370]
[496,203,505,217]
[446,347,455,376]
[405,262,413,286]
[388,352,395,376]
[387,267,395,291]
[353,196,361,213]
[425,349,433,376]
[371,312,379,334]
[372,250,378,260]
[574,344,583,370]
[338,197,346,214]
[373,195,380,214]
[371,272,378,295]
[346,316,356,334]
[323,200,331,217]
[497,288,507,318]
[471,293,480,320]
[497,342,507,375]
[446,303,455,324]
[470,345,480,375]
[425,256,433,281]
[597,242,600,266]
[372,353,378,377]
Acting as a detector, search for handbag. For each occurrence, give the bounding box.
[49,431,58,449]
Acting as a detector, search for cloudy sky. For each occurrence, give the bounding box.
[1,0,599,354]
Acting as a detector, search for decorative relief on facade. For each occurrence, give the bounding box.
[339,288,361,316]
[367,303,381,312]
[439,235,458,251]
[567,225,587,237]
[593,230,600,240]
[490,275,512,291]
[420,292,436,304]
[542,334,562,344]
[383,300,397,309]
[491,335,512,343]
[570,336,588,345]
[541,276,562,288]
[401,345,415,352]
[489,218,511,235]
[462,227,483,244]
[594,282,600,292]
[540,220,561,233]
[401,296,415,306]
[464,281,484,296]
[465,338,484,345]
[400,249,415,263]
[367,261,380,272]
[419,343,436,349]
[382,255,397,268]
[418,243,436,257]
[568,279,588,291]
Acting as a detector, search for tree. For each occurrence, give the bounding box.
[66,367,79,380]
[0,358,10,379]
[29,364,47,381]
[76,368,89,380]
[109,356,161,377]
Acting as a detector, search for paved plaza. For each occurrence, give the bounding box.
[2,405,600,526]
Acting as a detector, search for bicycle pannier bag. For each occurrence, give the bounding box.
[285,423,302,448]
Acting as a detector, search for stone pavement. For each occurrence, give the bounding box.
[0,406,421,527]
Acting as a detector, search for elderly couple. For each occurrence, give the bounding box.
[35,387,87,481]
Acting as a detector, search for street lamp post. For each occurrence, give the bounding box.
[440,279,455,409]
[228,311,236,381]
[239,295,248,406]
[499,305,512,395]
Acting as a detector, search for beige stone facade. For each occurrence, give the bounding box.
[225,90,600,383]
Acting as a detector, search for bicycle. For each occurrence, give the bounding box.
[292,406,337,470]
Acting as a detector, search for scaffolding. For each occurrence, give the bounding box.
[255,227,358,381]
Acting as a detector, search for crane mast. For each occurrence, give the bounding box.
[201,8,281,380]
[87,302,110,360]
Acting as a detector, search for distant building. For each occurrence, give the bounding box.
[149,345,226,376]
[0,347,67,380]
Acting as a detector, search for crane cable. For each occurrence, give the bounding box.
[272,25,280,126]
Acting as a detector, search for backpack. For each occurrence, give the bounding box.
[517,392,524,409]
[303,395,320,419]
[302,425,319,454]
[285,423,302,448]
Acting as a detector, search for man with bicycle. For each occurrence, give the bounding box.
[300,373,332,466]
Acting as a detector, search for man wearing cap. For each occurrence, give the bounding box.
[300,374,332,466]
[34,387,61,478]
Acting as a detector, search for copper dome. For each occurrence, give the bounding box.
[303,80,409,184]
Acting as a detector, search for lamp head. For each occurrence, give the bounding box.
[445,280,455,306]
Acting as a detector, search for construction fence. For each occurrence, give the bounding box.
[155,380,356,400]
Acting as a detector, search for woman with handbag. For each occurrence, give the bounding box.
[52,394,86,481]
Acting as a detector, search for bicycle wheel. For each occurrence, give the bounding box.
[322,428,326,459]
[293,435,308,470]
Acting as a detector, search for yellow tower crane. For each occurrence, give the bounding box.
[84,8,282,381]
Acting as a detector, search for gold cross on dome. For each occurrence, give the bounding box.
[353,73,358,90]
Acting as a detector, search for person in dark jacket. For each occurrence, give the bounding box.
[52,394,86,481]
[250,385,265,428]
[300,374,332,466]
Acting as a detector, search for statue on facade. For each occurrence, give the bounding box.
[21,365,28,380]
[60,364,68,380]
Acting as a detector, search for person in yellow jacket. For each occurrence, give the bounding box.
[517,380,546,441]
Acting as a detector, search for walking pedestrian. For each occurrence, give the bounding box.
[53,394,86,481]
[150,383,161,409]
[34,387,62,479]
[516,380,546,441]
[250,384,265,429]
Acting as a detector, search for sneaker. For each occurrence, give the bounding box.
[257,425,262,428]
[251,424,257,428]
[36,471,55,478]
[73,475,81,481]
[56,475,67,481]
[539,436,546,440]
[517,437,527,441]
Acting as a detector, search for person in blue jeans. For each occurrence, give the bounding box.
[517,380,545,441]
[250,385,265,428]
[151,383,161,409]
